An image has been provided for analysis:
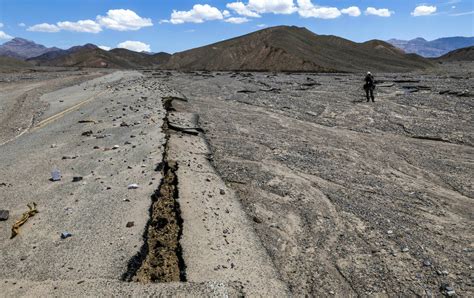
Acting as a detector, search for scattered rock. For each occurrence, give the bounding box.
[81,130,93,137]
[0,210,9,221]
[72,176,83,182]
[112,145,120,150]
[219,189,225,195]
[61,232,72,239]
[423,260,432,267]
[78,120,97,124]
[126,221,134,228]
[440,284,455,297]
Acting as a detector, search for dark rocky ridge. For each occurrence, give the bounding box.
[436,46,474,61]
[163,26,434,72]
[28,47,171,68]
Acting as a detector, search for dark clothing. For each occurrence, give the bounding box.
[364,74,375,102]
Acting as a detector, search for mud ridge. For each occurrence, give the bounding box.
[122,96,186,283]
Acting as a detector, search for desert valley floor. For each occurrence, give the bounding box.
[0,63,472,296]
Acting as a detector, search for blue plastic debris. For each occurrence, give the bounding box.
[61,232,72,239]
[51,169,61,181]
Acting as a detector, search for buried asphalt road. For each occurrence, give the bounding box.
[0,70,288,295]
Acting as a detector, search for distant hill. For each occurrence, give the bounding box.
[436,46,474,62]
[28,43,99,62]
[0,38,60,60]
[28,46,171,69]
[0,56,33,72]
[162,26,434,72]
[388,36,474,57]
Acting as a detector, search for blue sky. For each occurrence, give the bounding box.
[0,0,473,53]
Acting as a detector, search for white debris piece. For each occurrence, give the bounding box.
[127,183,139,189]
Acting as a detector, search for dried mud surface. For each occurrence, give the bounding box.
[163,62,473,296]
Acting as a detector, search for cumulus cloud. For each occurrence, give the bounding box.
[224,17,250,24]
[27,23,60,32]
[341,6,361,17]
[297,0,341,19]
[411,5,437,16]
[117,40,151,52]
[0,30,13,39]
[248,0,297,14]
[57,20,102,33]
[227,2,261,17]
[365,7,393,17]
[18,23,26,27]
[97,9,153,31]
[169,4,225,24]
[27,9,153,33]
[98,45,111,51]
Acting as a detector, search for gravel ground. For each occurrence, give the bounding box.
[163,62,473,296]
[0,64,472,296]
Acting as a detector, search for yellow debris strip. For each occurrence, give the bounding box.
[11,202,38,239]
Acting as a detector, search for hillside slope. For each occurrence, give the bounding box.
[28,47,169,68]
[163,26,434,72]
[437,46,474,61]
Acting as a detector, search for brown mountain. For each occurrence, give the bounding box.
[0,56,33,72]
[162,26,434,72]
[437,46,474,62]
[28,46,171,68]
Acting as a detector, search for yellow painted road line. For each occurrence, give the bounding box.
[32,89,107,131]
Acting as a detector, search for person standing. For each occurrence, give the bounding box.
[364,71,376,102]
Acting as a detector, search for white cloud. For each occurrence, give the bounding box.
[248,0,298,14]
[98,45,111,51]
[18,23,26,27]
[341,6,361,17]
[224,17,250,24]
[0,30,13,39]
[365,7,393,17]
[297,0,341,19]
[227,2,261,17]
[223,10,231,17]
[27,23,60,32]
[117,40,151,52]
[257,23,268,28]
[97,9,153,31]
[411,5,437,16]
[57,20,102,33]
[169,4,225,24]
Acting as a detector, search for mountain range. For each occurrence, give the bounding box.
[387,37,474,58]
[0,27,472,72]
[0,37,60,60]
